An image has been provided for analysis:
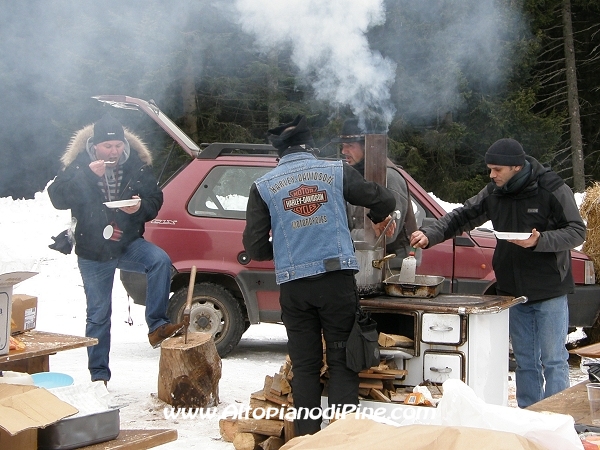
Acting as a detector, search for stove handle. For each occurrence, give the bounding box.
[429,325,453,332]
[430,367,452,373]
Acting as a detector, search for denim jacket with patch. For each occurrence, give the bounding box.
[255,153,358,284]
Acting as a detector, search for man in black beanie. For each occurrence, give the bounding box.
[243,115,396,435]
[48,113,184,385]
[410,138,585,408]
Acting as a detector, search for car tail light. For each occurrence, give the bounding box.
[585,260,596,285]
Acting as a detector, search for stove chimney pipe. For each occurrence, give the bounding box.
[363,134,388,246]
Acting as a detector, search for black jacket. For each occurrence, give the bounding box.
[48,125,162,261]
[422,156,585,302]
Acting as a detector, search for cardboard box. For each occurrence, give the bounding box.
[0,427,37,450]
[0,384,78,450]
[11,294,38,335]
[0,271,37,355]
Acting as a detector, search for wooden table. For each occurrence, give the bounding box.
[1,332,177,449]
[527,380,593,426]
[0,330,97,374]
[78,429,177,450]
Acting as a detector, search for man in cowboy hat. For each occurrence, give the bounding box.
[243,115,396,435]
[333,118,416,266]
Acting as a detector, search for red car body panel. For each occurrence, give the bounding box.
[95,96,600,351]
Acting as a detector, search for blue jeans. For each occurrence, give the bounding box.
[78,238,172,381]
[509,295,569,408]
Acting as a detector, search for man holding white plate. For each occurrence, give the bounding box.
[48,113,183,385]
[410,138,586,408]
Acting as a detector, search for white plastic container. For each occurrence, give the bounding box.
[0,370,34,385]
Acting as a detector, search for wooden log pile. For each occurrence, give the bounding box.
[219,332,440,448]
[219,357,294,450]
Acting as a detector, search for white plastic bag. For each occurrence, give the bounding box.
[436,379,583,450]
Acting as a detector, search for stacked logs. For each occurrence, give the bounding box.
[219,357,294,450]
[220,332,431,448]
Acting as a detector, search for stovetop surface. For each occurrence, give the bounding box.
[360,293,525,314]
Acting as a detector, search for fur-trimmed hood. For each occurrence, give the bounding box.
[60,124,153,168]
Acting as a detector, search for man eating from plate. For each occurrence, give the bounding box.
[48,113,184,386]
[409,138,585,408]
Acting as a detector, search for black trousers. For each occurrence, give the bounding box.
[279,270,360,436]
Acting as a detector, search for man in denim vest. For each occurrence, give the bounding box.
[243,115,396,435]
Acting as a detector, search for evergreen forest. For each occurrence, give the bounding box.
[1,0,599,201]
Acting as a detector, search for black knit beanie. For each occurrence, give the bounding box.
[485,138,526,166]
[267,115,315,156]
[93,113,125,144]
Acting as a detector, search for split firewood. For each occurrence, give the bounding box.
[358,378,383,390]
[280,358,292,380]
[419,380,444,397]
[219,417,240,442]
[370,368,407,378]
[283,417,296,443]
[263,375,290,406]
[270,372,292,396]
[358,371,396,380]
[259,436,285,450]
[250,389,267,401]
[378,332,414,348]
[319,363,328,378]
[368,388,392,403]
[382,379,395,393]
[237,418,285,437]
[249,397,287,418]
[233,432,267,450]
[358,387,371,398]
[374,360,393,370]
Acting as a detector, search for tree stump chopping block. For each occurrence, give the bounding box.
[158,332,222,408]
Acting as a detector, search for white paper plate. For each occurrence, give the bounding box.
[493,231,531,240]
[103,198,141,208]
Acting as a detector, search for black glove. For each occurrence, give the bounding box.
[49,230,73,255]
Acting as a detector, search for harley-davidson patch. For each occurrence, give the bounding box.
[283,184,328,217]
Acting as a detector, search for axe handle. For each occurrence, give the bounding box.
[184,266,197,343]
[185,266,197,311]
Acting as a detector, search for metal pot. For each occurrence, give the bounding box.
[354,241,395,296]
[353,211,399,296]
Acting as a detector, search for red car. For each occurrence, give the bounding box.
[97,96,600,357]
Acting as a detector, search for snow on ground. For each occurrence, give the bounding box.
[0,187,590,448]
[1,188,288,449]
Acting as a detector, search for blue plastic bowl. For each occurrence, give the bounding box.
[31,372,74,389]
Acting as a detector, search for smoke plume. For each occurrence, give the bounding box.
[234,0,398,129]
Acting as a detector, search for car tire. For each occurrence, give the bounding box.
[167,282,245,357]
[119,270,147,305]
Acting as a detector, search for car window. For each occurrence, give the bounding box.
[188,166,271,219]
[411,197,431,228]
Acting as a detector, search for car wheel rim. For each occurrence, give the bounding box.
[188,298,225,339]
